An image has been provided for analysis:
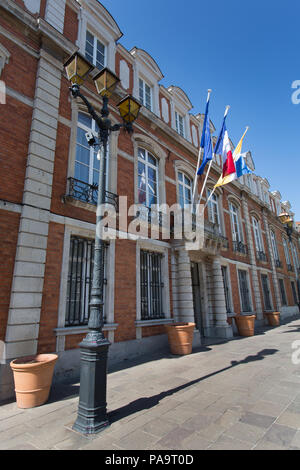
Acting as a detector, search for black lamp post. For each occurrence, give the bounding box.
[64,52,141,435]
[278,212,294,242]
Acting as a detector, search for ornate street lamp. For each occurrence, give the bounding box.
[63,52,141,435]
[279,212,294,241]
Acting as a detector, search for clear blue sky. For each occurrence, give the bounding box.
[101,0,300,220]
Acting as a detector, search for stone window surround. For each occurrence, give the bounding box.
[132,133,167,207]
[237,267,254,314]
[228,195,245,244]
[67,99,119,196]
[206,185,226,237]
[251,214,265,254]
[220,262,235,315]
[77,8,116,72]
[0,43,10,77]
[55,225,116,351]
[135,239,172,339]
[173,159,197,207]
[260,270,274,312]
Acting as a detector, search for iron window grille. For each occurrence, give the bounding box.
[221,266,231,313]
[238,270,251,312]
[140,250,165,320]
[279,278,287,306]
[65,236,108,327]
[261,274,272,310]
[66,177,118,210]
[257,251,267,262]
[233,241,248,255]
[291,281,298,304]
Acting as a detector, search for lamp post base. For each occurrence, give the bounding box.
[73,333,110,435]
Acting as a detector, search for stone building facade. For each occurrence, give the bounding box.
[0,0,299,402]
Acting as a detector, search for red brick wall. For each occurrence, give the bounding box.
[38,222,65,353]
[114,239,136,342]
[0,210,20,341]
[63,4,78,44]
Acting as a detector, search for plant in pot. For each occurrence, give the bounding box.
[234,314,256,337]
[165,322,195,355]
[10,354,58,409]
[265,311,280,327]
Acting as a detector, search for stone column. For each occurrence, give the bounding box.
[262,211,281,311]
[209,257,233,338]
[241,196,263,320]
[3,50,62,364]
[176,249,194,323]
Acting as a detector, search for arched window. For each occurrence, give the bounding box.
[207,189,220,227]
[75,112,100,186]
[282,237,291,269]
[178,171,192,208]
[270,230,279,261]
[137,147,159,207]
[252,216,264,253]
[229,202,242,242]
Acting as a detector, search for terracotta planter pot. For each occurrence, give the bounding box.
[234,315,256,337]
[266,312,280,327]
[10,354,58,409]
[165,323,195,355]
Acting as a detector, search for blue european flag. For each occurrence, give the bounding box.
[197,99,213,175]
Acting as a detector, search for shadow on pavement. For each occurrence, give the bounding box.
[108,348,278,424]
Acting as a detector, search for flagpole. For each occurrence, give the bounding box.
[192,89,212,204]
[196,105,230,212]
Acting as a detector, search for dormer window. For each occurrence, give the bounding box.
[85,31,105,70]
[175,111,185,138]
[139,78,152,111]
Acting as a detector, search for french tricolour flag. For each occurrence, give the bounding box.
[221,127,236,178]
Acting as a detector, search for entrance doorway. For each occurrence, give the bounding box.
[191,262,204,336]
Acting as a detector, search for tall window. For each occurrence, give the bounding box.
[279,278,287,306]
[261,274,272,311]
[178,172,192,208]
[283,237,291,268]
[270,230,279,261]
[65,237,108,327]
[175,111,185,137]
[291,281,298,304]
[229,203,242,242]
[221,266,231,313]
[75,113,101,186]
[207,189,220,227]
[252,217,264,253]
[139,78,152,111]
[137,148,158,207]
[140,250,164,320]
[85,31,105,69]
[238,270,251,312]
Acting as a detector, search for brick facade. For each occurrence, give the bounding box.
[0,0,299,401]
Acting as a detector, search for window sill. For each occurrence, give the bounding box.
[135,318,172,327]
[54,323,118,336]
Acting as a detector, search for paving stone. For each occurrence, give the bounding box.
[261,424,297,447]
[276,411,300,429]
[208,435,253,450]
[223,421,266,444]
[250,400,288,418]
[116,429,159,450]
[156,427,195,449]
[239,411,276,429]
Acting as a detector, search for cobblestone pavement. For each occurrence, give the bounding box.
[2,317,300,450]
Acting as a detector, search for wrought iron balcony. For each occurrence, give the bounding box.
[275,259,283,268]
[66,177,119,210]
[233,240,248,255]
[257,251,267,262]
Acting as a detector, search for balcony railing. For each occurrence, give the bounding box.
[66,177,119,210]
[257,251,267,262]
[233,241,248,255]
